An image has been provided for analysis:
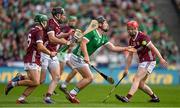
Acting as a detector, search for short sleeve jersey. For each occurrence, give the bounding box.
[73,29,109,57]
[129,32,156,63]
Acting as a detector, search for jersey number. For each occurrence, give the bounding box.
[27,34,32,47]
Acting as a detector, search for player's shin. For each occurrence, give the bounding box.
[47,76,59,95]
[18,86,37,101]
[63,69,78,87]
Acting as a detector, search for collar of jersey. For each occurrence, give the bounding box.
[52,18,60,27]
[133,31,139,41]
[96,29,102,38]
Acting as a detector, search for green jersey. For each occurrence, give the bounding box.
[73,29,109,57]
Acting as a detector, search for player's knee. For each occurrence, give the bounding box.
[33,80,40,86]
[52,75,60,83]
[133,76,140,82]
[40,79,45,84]
[139,81,145,89]
[87,75,93,83]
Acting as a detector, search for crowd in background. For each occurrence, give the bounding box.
[173,0,180,13]
[0,0,179,69]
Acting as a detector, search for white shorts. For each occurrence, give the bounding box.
[65,53,71,62]
[41,53,59,70]
[69,54,89,69]
[138,61,156,74]
[24,63,41,72]
[58,52,71,63]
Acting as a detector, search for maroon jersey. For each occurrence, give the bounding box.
[61,25,73,40]
[45,18,62,51]
[24,26,44,65]
[129,32,156,63]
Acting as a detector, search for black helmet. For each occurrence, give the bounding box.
[51,7,65,16]
[96,16,106,24]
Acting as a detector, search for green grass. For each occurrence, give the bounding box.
[0,83,180,107]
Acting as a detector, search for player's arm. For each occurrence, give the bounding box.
[147,42,168,67]
[47,24,71,45]
[124,52,133,75]
[57,32,70,38]
[56,29,75,38]
[80,38,90,63]
[37,42,56,57]
[35,31,56,57]
[105,42,136,53]
[47,31,70,45]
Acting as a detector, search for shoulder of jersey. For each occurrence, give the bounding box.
[139,31,146,36]
[30,26,42,32]
[48,18,54,24]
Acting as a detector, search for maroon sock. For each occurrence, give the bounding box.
[20,75,25,80]
[126,94,132,99]
[22,93,28,97]
[46,93,51,97]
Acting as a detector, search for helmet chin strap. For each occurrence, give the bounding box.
[54,15,63,23]
[99,26,108,32]
[54,15,59,21]
[40,22,46,29]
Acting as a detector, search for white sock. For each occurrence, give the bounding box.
[61,82,67,88]
[18,95,25,101]
[12,82,17,87]
[70,89,77,95]
[46,96,51,100]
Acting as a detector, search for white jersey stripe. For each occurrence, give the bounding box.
[148,50,153,60]
[32,51,36,63]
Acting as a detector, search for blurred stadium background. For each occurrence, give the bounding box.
[0,0,180,107]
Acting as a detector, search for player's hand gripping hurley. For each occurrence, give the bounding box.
[59,20,99,52]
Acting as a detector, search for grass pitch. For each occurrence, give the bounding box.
[0,83,180,107]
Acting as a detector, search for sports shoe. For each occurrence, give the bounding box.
[66,92,80,104]
[5,82,14,95]
[44,97,55,104]
[115,94,129,103]
[59,86,68,95]
[16,99,28,104]
[12,73,23,82]
[149,97,160,102]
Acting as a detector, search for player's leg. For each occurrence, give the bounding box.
[61,69,78,88]
[40,55,49,84]
[116,66,147,102]
[44,59,60,104]
[139,75,159,102]
[74,66,93,90]
[40,69,47,84]
[11,73,27,82]
[65,61,78,83]
[65,54,93,103]
[128,67,147,96]
[60,61,65,76]
[17,72,40,86]
[60,61,78,91]
[139,74,153,96]
[59,61,68,93]
[138,61,159,102]
[16,70,40,104]
[17,59,48,103]
[67,65,93,103]
[5,64,40,95]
